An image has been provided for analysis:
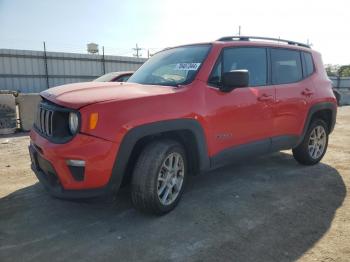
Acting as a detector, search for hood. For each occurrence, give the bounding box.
[40,82,177,109]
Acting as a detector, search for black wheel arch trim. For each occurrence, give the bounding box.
[107,118,210,193]
[295,102,337,147]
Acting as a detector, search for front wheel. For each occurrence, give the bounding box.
[131,139,187,215]
[292,119,329,165]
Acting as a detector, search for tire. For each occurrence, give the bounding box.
[131,139,187,215]
[292,119,329,165]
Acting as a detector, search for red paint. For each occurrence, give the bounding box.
[32,40,336,190]
[30,130,118,189]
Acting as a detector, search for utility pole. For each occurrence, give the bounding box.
[133,43,142,58]
[238,25,241,36]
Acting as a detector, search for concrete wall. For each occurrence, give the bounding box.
[16,93,41,131]
[0,94,16,134]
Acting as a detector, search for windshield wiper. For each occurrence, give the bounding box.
[150,82,179,87]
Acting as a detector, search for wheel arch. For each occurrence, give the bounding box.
[108,119,210,192]
[295,102,337,147]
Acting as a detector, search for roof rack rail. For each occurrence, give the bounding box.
[216,36,311,49]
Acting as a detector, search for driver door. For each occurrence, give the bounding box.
[205,47,275,164]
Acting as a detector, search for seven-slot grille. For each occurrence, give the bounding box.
[35,106,54,136]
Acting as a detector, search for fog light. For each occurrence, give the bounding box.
[66,159,85,167]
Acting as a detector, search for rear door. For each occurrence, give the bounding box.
[205,47,275,159]
[271,48,315,148]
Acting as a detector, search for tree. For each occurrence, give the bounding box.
[324,64,340,77]
[338,65,350,77]
[324,64,350,77]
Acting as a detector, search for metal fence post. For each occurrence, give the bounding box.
[102,46,106,74]
[43,41,49,89]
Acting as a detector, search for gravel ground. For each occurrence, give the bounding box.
[0,107,349,262]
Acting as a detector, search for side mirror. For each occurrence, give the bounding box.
[220,70,249,92]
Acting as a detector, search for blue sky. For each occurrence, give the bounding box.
[0,0,349,64]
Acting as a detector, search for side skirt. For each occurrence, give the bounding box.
[209,135,299,170]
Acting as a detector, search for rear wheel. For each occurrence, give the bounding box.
[131,139,187,215]
[292,119,329,165]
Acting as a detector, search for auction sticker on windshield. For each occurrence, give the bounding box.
[174,63,201,71]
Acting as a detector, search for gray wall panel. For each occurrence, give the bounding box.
[0,49,146,93]
[330,77,350,88]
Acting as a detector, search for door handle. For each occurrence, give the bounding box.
[301,88,314,96]
[257,94,273,102]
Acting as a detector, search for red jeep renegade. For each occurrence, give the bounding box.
[29,36,337,215]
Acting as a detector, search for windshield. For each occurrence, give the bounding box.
[127,44,211,86]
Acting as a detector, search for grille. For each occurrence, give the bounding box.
[34,100,77,143]
[35,106,54,137]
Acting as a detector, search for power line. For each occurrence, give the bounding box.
[1,38,165,58]
[132,43,142,58]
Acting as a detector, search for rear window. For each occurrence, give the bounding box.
[114,74,131,82]
[303,52,315,77]
[271,49,302,85]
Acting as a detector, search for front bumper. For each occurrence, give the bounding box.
[29,130,119,198]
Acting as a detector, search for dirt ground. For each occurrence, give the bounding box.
[0,107,349,262]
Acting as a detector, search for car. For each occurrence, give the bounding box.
[93,71,134,82]
[29,36,337,215]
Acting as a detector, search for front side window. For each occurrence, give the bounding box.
[208,47,267,87]
[127,45,211,86]
[208,57,222,86]
[271,49,302,84]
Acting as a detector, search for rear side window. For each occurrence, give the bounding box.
[209,47,267,87]
[114,74,131,82]
[271,49,302,85]
[302,52,314,77]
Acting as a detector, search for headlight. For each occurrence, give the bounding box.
[68,112,79,134]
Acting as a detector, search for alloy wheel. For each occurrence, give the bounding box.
[157,152,185,205]
[308,125,327,159]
